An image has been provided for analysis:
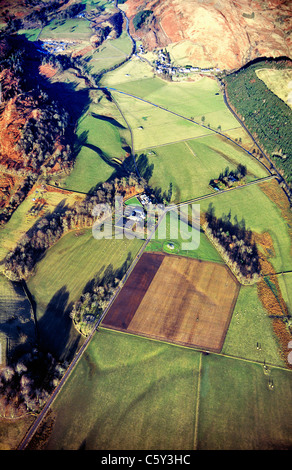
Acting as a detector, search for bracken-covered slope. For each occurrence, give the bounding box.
[124,0,292,70]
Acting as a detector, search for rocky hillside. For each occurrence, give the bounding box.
[124,0,291,70]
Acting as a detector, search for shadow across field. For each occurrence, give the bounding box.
[35,286,81,362]
[90,112,127,130]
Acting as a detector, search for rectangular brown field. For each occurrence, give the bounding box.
[102,253,240,352]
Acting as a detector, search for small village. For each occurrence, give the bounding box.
[137,46,221,78]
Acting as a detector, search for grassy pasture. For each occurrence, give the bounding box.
[256,68,292,109]
[199,181,292,273]
[146,211,223,264]
[112,76,241,131]
[138,136,268,204]
[83,32,132,76]
[41,328,201,450]
[64,146,115,193]
[187,135,268,180]
[111,91,214,150]
[198,354,292,449]
[17,28,42,42]
[39,18,92,41]
[222,285,284,367]
[27,229,143,360]
[101,55,155,86]
[82,0,115,11]
[39,329,292,450]
[63,93,130,192]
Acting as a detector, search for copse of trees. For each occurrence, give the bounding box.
[209,164,247,189]
[133,10,153,31]
[204,204,261,282]
[0,347,66,418]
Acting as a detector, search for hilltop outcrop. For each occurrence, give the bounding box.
[124,0,291,70]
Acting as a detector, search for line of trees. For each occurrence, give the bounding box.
[69,261,131,337]
[204,204,261,282]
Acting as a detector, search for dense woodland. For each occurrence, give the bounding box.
[2,0,85,31]
[0,32,72,173]
[3,175,145,282]
[204,204,261,281]
[224,60,292,191]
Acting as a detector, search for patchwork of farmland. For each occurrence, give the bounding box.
[1,3,292,451]
[103,253,240,352]
[36,328,292,450]
[27,230,144,361]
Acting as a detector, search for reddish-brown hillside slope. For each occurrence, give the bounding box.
[125,0,291,69]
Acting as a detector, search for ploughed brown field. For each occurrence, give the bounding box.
[102,253,240,352]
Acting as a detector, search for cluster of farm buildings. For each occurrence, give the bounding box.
[138,48,221,77]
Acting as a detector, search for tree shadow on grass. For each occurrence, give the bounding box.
[90,112,127,130]
[36,286,83,362]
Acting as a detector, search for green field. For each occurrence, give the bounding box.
[223,285,284,366]
[63,92,130,192]
[27,229,143,360]
[110,76,241,131]
[101,54,155,86]
[83,32,132,76]
[64,145,116,193]
[198,354,292,449]
[139,136,268,203]
[37,329,292,450]
[40,18,92,41]
[111,90,215,150]
[146,211,223,264]
[124,196,142,206]
[41,329,201,450]
[199,181,292,273]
